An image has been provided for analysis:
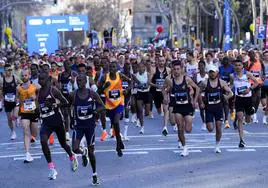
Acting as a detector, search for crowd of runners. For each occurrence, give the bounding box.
[0,46,267,185]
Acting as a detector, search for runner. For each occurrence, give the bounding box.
[261,50,268,124]
[231,59,258,148]
[98,61,129,156]
[0,64,20,140]
[38,72,78,180]
[199,65,233,153]
[71,73,105,185]
[163,60,200,156]
[17,69,40,162]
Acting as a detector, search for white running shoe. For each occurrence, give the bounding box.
[66,132,70,141]
[180,146,189,157]
[131,114,137,123]
[106,117,110,122]
[10,131,16,140]
[24,152,33,163]
[48,168,58,180]
[136,119,141,127]
[139,127,144,134]
[173,125,178,132]
[215,146,221,153]
[178,142,182,149]
[124,118,130,123]
[201,123,207,131]
[263,116,268,125]
[253,113,258,123]
[149,112,154,119]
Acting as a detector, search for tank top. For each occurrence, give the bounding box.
[104,72,124,110]
[205,79,223,105]
[136,71,150,92]
[172,76,191,105]
[18,82,37,113]
[38,87,62,125]
[186,63,198,78]
[74,89,96,128]
[219,65,233,83]
[59,72,71,96]
[3,76,16,103]
[233,71,252,97]
[152,67,168,92]
[247,60,263,84]
[196,73,208,96]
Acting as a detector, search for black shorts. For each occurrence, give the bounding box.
[72,127,95,146]
[173,103,194,117]
[4,101,16,113]
[152,91,164,109]
[261,86,268,99]
[40,123,65,138]
[205,105,223,123]
[20,113,39,123]
[137,91,151,104]
[235,96,254,115]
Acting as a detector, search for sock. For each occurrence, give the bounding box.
[92,172,97,176]
[48,162,55,169]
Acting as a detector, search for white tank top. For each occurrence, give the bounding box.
[136,71,150,92]
[233,72,252,97]
[196,73,208,84]
[186,63,198,78]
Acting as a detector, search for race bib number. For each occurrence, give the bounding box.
[24,99,36,111]
[208,92,221,104]
[109,90,120,99]
[237,86,248,95]
[175,92,188,104]
[251,71,260,77]
[77,105,93,120]
[40,103,55,118]
[122,81,129,90]
[156,79,164,91]
[4,93,15,102]
[62,84,68,94]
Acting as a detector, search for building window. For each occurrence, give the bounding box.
[145,16,152,24]
[156,16,162,24]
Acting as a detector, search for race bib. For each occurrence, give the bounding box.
[251,71,260,77]
[237,86,248,95]
[208,92,221,104]
[23,99,36,111]
[40,103,55,118]
[62,84,69,94]
[175,92,188,104]
[156,79,164,91]
[77,105,93,120]
[4,93,15,102]
[109,90,120,99]
[122,81,129,90]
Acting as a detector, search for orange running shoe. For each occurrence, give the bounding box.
[100,130,108,141]
[49,134,54,145]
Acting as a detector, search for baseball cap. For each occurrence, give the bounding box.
[208,65,219,72]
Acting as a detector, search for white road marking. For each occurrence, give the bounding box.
[173,150,202,153]
[14,156,42,161]
[226,149,256,152]
[123,151,149,155]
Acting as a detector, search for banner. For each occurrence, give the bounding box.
[223,0,231,51]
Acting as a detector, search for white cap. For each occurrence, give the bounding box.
[208,65,219,72]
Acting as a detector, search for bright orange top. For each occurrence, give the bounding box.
[18,83,37,113]
[248,60,263,84]
[104,72,124,110]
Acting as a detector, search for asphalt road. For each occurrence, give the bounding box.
[0,109,268,188]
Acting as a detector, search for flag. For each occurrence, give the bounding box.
[223,0,231,51]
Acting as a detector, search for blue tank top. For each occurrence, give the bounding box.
[219,64,234,82]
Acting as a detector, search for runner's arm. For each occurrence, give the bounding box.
[220,79,233,100]
[186,76,200,103]
[52,86,69,107]
[91,90,106,114]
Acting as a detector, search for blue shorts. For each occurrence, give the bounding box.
[107,105,124,119]
[205,106,223,123]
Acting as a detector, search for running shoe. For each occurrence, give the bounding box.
[71,155,78,172]
[230,112,236,121]
[49,134,54,145]
[48,168,58,180]
[136,119,141,127]
[31,136,37,143]
[116,147,123,157]
[162,127,168,136]
[92,175,100,185]
[109,128,115,138]
[66,132,70,141]
[239,140,246,148]
[215,146,221,153]
[178,141,182,149]
[201,123,207,131]
[124,118,130,123]
[100,130,108,141]
[149,112,154,119]
[173,125,178,132]
[24,152,33,163]
[82,148,89,167]
[224,121,230,129]
[180,146,189,157]
[253,113,258,123]
[263,116,268,125]
[139,127,144,134]
[10,131,16,140]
